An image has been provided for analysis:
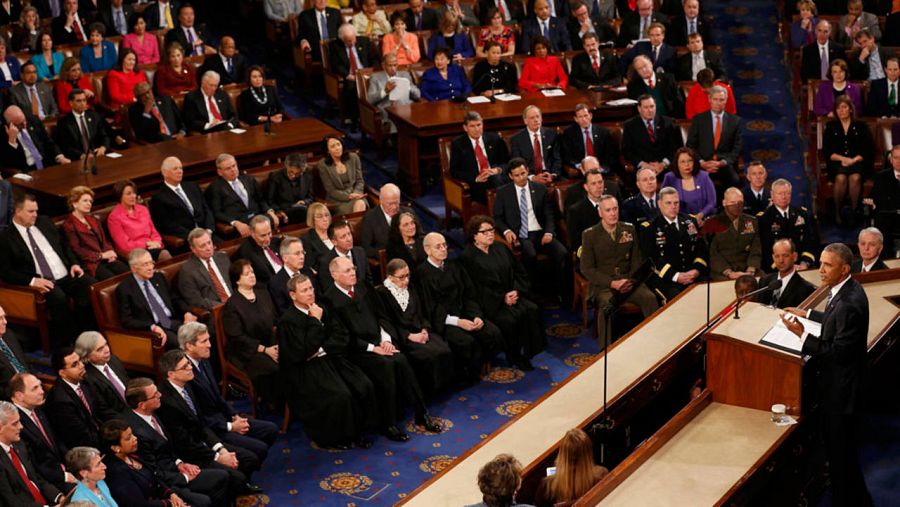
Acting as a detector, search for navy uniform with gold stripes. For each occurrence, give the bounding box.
[757,205,818,272]
[639,213,708,304]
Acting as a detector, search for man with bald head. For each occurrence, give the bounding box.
[801,19,845,81]
[198,36,248,86]
[128,82,184,144]
[366,53,421,133]
[2,105,68,172]
[149,156,216,247]
[759,239,817,308]
[707,187,761,281]
[359,183,410,259]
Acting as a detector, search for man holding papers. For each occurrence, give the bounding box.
[780,243,872,507]
[366,53,420,133]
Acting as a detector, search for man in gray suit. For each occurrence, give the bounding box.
[176,228,232,313]
[366,53,420,133]
[9,62,58,120]
[837,0,881,46]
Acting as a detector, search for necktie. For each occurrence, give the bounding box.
[820,45,829,79]
[29,87,40,117]
[348,287,355,299]
[206,260,229,302]
[320,11,329,39]
[26,228,54,279]
[20,130,44,170]
[50,0,60,17]
[518,188,529,239]
[826,291,834,308]
[226,58,234,76]
[542,21,549,39]
[532,132,543,174]
[592,0,600,17]
[8,447,46,503]
[649,197,656,208]
[713,114,722,150]
[104,365,126,401]
[78,115,91,154]
[164,3,174,29]
[174,186,193,213]
[181,387,197,415]
[265,246,284,267]
[640,17,648,37]
[207,95,223,122]
[771,285,781,305]
[150,105,170,136]
[890,83,897,106]
[592,55,599,74]
[348,46,358,73]
[652,46,658,64]
[30,412,53,448]
[474,140,490,173]
[75,385,93,415]
[116,9,126,35]
[583,128,594,156]
[143,279,172,329]
[648,77,654,89]
[73,17,84,41]
[0,339,26,373]
[231,179,249,208]
[150,416,167,439]
[690,19,696,35]
[646,120,656,142]
[416,13,422,31]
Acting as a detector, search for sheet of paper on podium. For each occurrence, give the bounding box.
[388,77,411,101]
[760,316,820,355]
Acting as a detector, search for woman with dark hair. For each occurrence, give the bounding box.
[238,65,285,125]
[0,37,20,89]
[476,8,515,57]
[62,186,129,280]
[80,22,118,73]
[29,31,63,79]
[460,215,544,371]
[107,179,172,261]
[376,258,455,393]
[813,59,862,118]
[154,43,197,96]
[823,95,874,223]
[55,57,96,113]
[661,147,716,224]
[420,46,471,101]
[302,202,334,272]
[427,10,474,61]
[790,0,819,49]
[465,454,528,507]
[106,48,149,111]
[471,41,518,97]
[386,210,427,270]
[122,13,160,65]
[518,35,567,92]
[316,135,367,214]
[381,12,421,65]
[11,6,40,53]
[534,429,608,507]
[684,68,736,119]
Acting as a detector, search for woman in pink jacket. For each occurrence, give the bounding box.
[107,179,172,261]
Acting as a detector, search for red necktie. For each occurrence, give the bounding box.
[348,287,355,299]
[265,247,283,267]
[584,128,594,156]
[648,78,655,89]
[76,385,93,415]
[8,447,46,503]
[646,121,656,143]
[150,106,169,136]
[474,140,490,173]
[150,416,167,440]
[207,95,223,122]
[73,19,84,41]
[592,55,599,74]
[348,46,358,73]
[30,412,53,448]
[532,132,543,174]
[206,260,229,302]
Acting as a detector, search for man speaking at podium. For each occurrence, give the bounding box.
[781,243,872,507]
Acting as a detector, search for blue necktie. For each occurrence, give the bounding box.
[115,9,127,35]
[20,130,44,170]
[689,19,696,35]
[181,387,197,415]
[143,280,172,329]
[0,339,26,373]
[542,21,549,39]
[231,180,249,208]
[518,187,529,239]
[226,58,233,76]
[174,186,193,214]
[319,11,329,39]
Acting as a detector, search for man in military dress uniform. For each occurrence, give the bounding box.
[581,195,659,346]
[639,187,708,303]
[757,178,818,272]
[706,187,762,281]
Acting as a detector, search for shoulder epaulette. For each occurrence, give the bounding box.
[641,221,651,227]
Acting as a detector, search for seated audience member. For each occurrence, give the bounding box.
[317,135,368,215]
[79,23,117,73]
[404,0,439,31]
[376,258,455,393]
[420,46,472,101]
[886,8,900,46]
[0,400,64,505]
[381,12,420,65]
[615,0,664,46]
[266,0,303,21]
[0,36,21,90]
[668,0,711,46]
[476,8,516,57]
[510,106,561,182]
[627,55,685,118]
[122,12,160,64]
[563,156,622,212]
[639,187,708,303]
[317,220,372,289]
[800,20,845,82]
[11,7,41,53]
[302,202,335,271]
[149,156,216,244]
[521,0,571,54]
[427,11,474,61]
[837,0,881,47]
[366,53,421,133]
[759,239,817,307]
[1,309,30,390]
[478,0,524,24]
[661,147,717,225]
[567,1,615,50]
[758,178,818,270]
[461,215,545,371]
[2,105,68,172]
[164,4,215,57]
[852,227,887,272]
[687,85,743,194]
[55,58,96,115]
[46,347,101,449]
[199,36,247,86]
[353,0,390,37]
[52,0,88,45]
[359,183,406,259]
[10,62,59,120]
[620,22,676,76]
[329,24,375,127]
[98,0,132,36]
[296,0,342,62]
[685,68,736,120]
[467,454,527,507]
[106,48,148,113]
[450,111,509,204]
[30,31,65,80]
[239,66,284,126]
[471,42,518,96]
[849,29,891,80]
[267,153,314,225]
[236,215,284,289]
[534,429,609,506]
[676,32,726,82]
[560,104,619,176]
[0,178,11,229]
[519,36,568,92]
[621,167,661,225]
[76,332,131,422]
[205,153,279,237]
[0,0,20,25]
[62,186,128,280]
[386,211,428,270]
[108,179,171,261]
[177,228,232,313]
[183,71,238,133]
[734,274,759,300]
[55,89,111,161]
[741,161,771,215]
[813,59,863,117]
[129,82,186,143]
[117,248,196,347]
[565,168,605,253]
[706,187,762,281]
[581,195,659,345]
[277,273,377,449]
[269,236,318,315]
[864,56,900,117]
[569,32,621,90]
[822,95,874,222]
[0,194,96,344]
[154,43,198,97]
[438,0,478,27]
[791,0,819,49]
[863,145,900,240]
[622,94,684,177]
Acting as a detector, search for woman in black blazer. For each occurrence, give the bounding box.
[238,65,285,126]
[822,95,874,223]
[266,153,314,225]
[300,202,335,275]
[385,211,427,276]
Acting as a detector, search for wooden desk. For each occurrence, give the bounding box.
[386,90,636,197]
[11,118,340,214]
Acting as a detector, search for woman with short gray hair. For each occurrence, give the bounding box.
[67,446,120,506]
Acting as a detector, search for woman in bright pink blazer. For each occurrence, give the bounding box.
[107,179,172,261]
[121,13,160,65]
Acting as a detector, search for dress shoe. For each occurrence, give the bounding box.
[384,425,410,442]
[320,442,350,450]
[356,437,373,449]
[514,357,535,371]
[416,415,443,434]
[243,483,264,494]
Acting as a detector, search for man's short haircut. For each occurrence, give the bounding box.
[637,93,655,106]
[74,331,105,360]
[774,238,797,254]
[20,61,37,73]
[280,236,301,258]
[823,242,853,266]
[709,85,728,99]
[858,227,884,245]
[14,193,37,210]
[584,168,602,180]
[128,248,151,266]
[284,153,307,170]
[522,104,541,120]
[648,22,666,34]
[598,194,618,205]
[177,321,209,350]
[507,157,528,173]
[287,273,310,292]
[6,373,34,400]
[328,256,348,275]
[658,186,679,199]
[636,166,656,179]
[854,28,873,42]
[125,377,155,409]
[327,220,352,240]
[201,70,221,85]
[463,111,482,124]
[0,401,19,425]
[51,346,78,372]
[771,178,792,191]
[215,152,235,168]
[687,32,703,42]
[158,349,187,376]
[747,160,766,170]
[249,214,271,230]
[187,228,211,248]
[574,103,591,115]
[581,32,599,44]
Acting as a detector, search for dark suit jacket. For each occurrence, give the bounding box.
[621,41,677,75]
[235,237,283,289]
[675,49,726,81]
[0,181,12,231]
[187,357,236,435]
[155,381,220,464]
[53,109,111,160]
[885,11,900,46]
[478,0,524,24]
[317,246,372,290]
[176,252,231,310]
[52,13,91,45]
[851,258,889,273]
[509,127,561,177]
[328,38,376,80]
[115,272,183,332]
[359,205,411,258]
[869,168,900,235]
[0,442,60,507]
[266,169,314,215]
[1,115,63,172]
[149,181,215,241]
[666,15,712,46]
[626,71,685,118]
[493,181,556,238]
[321,283,390,355]
[567,16,616,50]
[741,185,771,215]
[124,410,190,489]
[559,122,619,172]
[620,192,660,225]
[297,7,342,61]
[143,0,180,30]
[569,51,621,89]
[864,78,900,118]
[565,196,601,252]
[848,46,894,81]
[521,16,572,53]
[800,40,845,81]
[759,271,817,308]
[97,3,134,35]
[16,406,68,493]
[45,380,100,449]
[687,110,742,169]
[267,265,318,315]
[621,114,684,167]
[82,357,130,422]
[182,88,237,133]
[198,53,249,86]
[204,174,270,226]
[0,215,78,286]
[449,133,509,203]
[616,11,667,47]
[164,23,210,57]
[0,335,29,393]
[128,95,185,143]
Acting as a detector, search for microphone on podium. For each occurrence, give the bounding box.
[733,279,782,320]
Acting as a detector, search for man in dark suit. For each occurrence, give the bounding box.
[567,2,616,50]
[863,56,900,117]
[800,20,845,81]
[177,228,232,311]
[563,156,623,211]
[620,23,677,76]
[129,83,185,143]
[509,105,562,183]
[317,220,372,289]
[781,243,873,507]
[687,85,742,195]
[204,153,279,237]
[150,157,217,245]
[329,24,376,127]
[885,9,900,46]
[569,32,621,90]
[559,103,620,176]
[144,0,179,31]
[268,237,318,316]
[627,55,685,118]
[297,0,342,61]
[97,0,134,36]
[44,347,101,449]
[848,29,893,80]
[9,63,59,120]
[0,400,64,506]
[0,195,96,344]
[76,332,130,422]
[851,227,888,273]
[757,178,818,271]
[478,0,524,25]
[864,147,900,243]
[527,0,569,23]
[450,111,509,204]
[621,166,660,225]
[52,0,89,44]
[163,3,214,56]
[676,32,726,81]
[359,183,408,259]
[54,89,111,161]
[521,0,571,53]
[565,168,605,253]
[622,94,684,177]
[0,306,31,395]
[493,159,568,299]
[616,0,667,47]
[3,106,67,172]
[182,71,238,133]
[198,36,248,86]
[741,161,771,215]
[404,0,439,31]
[117,248,196,348]
[0,179,11,231]
[666,0,711,46]
[236,215,284,289]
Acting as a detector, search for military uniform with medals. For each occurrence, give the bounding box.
[707,212,762,281]
[639,213,708,303]
[757,205,818,272]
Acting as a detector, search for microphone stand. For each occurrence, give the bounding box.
[734,281,782,319]
[264,105,273,136]
[591,284,627,465]
[489,68,497,103]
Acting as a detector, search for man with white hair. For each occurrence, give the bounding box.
[149,157,216,246]
[616,0,666,47]
[757,178,818,271]
[851,227,887,272]
[182,70,237,133]
[206,153,279,238]
[2,105,68,172]
[76,331,131,421]
[329,23,375,130]
[359,183,410,259]
[687,84,743,194]
[0,400,64,505]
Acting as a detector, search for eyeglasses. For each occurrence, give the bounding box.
[477,227,495,234]
[391,273,411,280]
[174,362,193,372]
